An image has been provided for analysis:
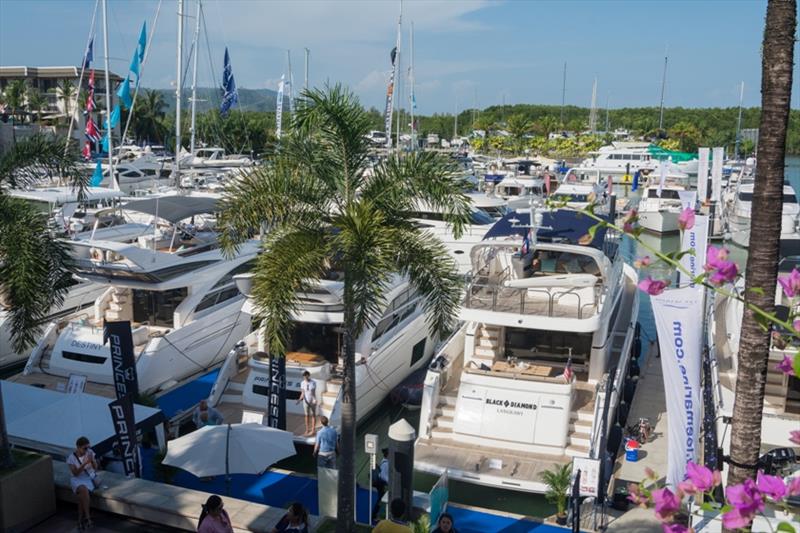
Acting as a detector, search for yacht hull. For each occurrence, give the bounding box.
[639,210,680,234]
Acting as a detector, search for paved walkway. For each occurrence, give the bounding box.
[29,502,178,533]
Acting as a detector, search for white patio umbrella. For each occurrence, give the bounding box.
[163,423,296,480]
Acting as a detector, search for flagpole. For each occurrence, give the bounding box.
[101,0,117,190]
[174,0,184,184]
[409,21,415,150]
[394,1,402,152]
[189,0,201,155]
[65,0,99,157]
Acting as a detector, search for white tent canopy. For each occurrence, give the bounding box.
[1,380,165,458]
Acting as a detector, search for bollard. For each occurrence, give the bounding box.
[387,418,415,520]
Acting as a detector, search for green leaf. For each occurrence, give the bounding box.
[793,352,800,377]
[699,502,720,513]
[748,286,766,296]
[674,248,695,261]
[777,522,796,533]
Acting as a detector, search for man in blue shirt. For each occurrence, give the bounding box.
[313,416,339,469]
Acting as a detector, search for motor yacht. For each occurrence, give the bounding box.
[13,195,258,397]
[724,181,800,248]
[206,272,436,444]
[414,208,639,493]
[180,147,253,170]
[637,184,686,234]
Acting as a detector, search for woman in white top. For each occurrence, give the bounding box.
[67,436,98,530]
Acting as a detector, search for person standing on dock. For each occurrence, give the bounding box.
[371,448,390,522]
[313,416,339,468]
[297,371,317,436]
[193,400,224,429]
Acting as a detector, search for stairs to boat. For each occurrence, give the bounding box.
[471,325,501,367]
[320,377,342,418]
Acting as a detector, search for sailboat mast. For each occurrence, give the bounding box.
[175,0,184,180]
[394,3,402,151]
[454,97,458,140]
[560,61,566,126]
[658,47,668,130]
[734,81,745,158]
[101,0,116,190]
[589,77,598,133]
[287,49,294,115]
[304,47,309,94]
[189,0,201,155]
[409,21,415,150]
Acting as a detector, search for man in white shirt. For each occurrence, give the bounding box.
[297,370,317,436]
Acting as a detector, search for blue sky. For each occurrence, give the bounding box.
[0,0,780,114]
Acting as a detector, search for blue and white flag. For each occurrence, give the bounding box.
[117,78,132,109]
[90,158,103,186]
[137,22,147,62]
[220,47,239,117]
[83,37,94,69]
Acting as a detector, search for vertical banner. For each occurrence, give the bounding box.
[697,147,710,203]
[678,190,697,210]
[267,354,286,430]
[429,470,449,527]
[679,215,709,288]
[276,75,285,140]
[650,287,703,488]
[711,147,724,203]
[104,321,139,400]
[383,47,398,149]
[108,395,138,477]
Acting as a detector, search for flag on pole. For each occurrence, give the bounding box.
[562,354,574,383]
[383,46,398,148]
[90,159,104,186]
[101,133,110,153]
[83,37,94,69]
[85,69,96,114]
[108,104,121,129]
[632,170,640,192]
[521,228,532,255]
[275,75,285,139]
[117,79,132,109]
[129,49,140,82]
[82,141,92,161]
[85,117,101,143]
[137,22,147,62]
[657,160,667,197]
[219,47,239,117]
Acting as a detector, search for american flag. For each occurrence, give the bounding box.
[85,118,101,143]
[82,141,92,161]
[521,228,532,255]
[85,70,96,114]
[562,355,574,383]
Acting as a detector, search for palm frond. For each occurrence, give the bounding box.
[0,134,87,195]
[331,201,397,335]
[0,196,73,352]
[391,228,463,337]
[217,159,332,256]
[251,226,330,356]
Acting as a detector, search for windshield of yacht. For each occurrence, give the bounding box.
[646,189,681,199]
[738,192,797,203]
[471,209,495,225]
[288,322,342,364]
[552,193,589,203]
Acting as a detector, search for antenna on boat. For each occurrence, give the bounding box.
[734,81,745,159]
[101,0,117,190]
[658,45,668,131]
[189,0,202,155]
[174,0,185,185]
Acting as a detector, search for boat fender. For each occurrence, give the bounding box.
[429,355,448,371]
[90,248,104,262]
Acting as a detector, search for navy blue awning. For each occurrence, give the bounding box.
[483,209,609,249]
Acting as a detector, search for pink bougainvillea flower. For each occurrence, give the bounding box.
[794,319,800,333]
[661,524,689,533]
[756,472,787,501]
[776,355,796,376]
[638,277,669,296]
[627,482,650,506]
[652,487,681,521]
[790,429,800,446]
[778,268,800,298]
[622,209,639,234]
[724,479,764,527]
[679,461,719,495]
[634,256,652,269]
[705,246,739,286]
[787,476,800,496]
[678,207,695,231]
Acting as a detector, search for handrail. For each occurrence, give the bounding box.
[464,281,598,319]
[208,346,239,407]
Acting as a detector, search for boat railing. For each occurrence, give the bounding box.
[208,345,240,407]
[23,321,59,375]
[418,329,464,439]
[464,281,600,319]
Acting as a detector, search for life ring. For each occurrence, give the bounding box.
[90,248,104,262]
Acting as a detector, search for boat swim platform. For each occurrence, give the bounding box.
[52,461,323,533]
[214,402,318,446]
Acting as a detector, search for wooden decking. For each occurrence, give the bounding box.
[215,401,318,444]
[9,372,115,398]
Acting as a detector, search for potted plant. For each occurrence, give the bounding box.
[541,463,571,526]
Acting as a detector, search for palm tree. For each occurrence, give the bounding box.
[727,0,795,498]
[541,463,571,523]
[0,134,87,469]
[131,89,167,143]
[3,80,27,123]
[26,88,47,127]
[506,113,533,149]
[55,79,77,127]
[217,85,470,532]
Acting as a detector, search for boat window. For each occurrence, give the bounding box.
[372,302,417,342]
[470,209,494,225]
[132,287,188,328]
[504,327,592,365]
[410,339,426,367]
[532,250,600,275]
[480,205,508,218]
[253,383,301,400]
[63,350,106,364]
[195,286,242,313]
[212,259,257,289]
[738,192,797,203]
[288,322,342,364]
[552,194,589,204]
[647,189,681,200]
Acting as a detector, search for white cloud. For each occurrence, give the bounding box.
[355,69,390,92]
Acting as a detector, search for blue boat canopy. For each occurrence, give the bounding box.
[483,209,610,249]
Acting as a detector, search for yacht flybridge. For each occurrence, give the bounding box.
[13,195,258,397]
[207,272,436,444]
[414,208,639,493]
[638,184,686,234]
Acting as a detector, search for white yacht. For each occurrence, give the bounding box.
[466,192,507,219]
[637,184,686,234]
[6,186,124,234]
[414,208,639,493]
[580,142,658,176]
[725,181,800,248]
[13,195,259,397]
[494,175,545,202]
[206,272,436,444]
[551,182,602,211]
[180,147,253,170]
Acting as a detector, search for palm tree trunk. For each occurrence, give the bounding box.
[336,278,357,533]
[726,0,795,504]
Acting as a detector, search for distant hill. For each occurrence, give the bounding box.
[149,87,281,113]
